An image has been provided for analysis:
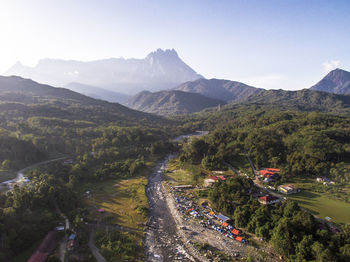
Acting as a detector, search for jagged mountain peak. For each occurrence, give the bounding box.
[4,49,202,95]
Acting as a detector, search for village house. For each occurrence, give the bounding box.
[258,195,281,205]
[278,184,300,194]
[204,177,217,187]
[258,169,280,181]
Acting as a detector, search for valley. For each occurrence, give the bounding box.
[2,2,350,261]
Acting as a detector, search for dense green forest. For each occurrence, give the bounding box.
[0,77,182,260]
[179,109,350,181]
[209,177,350,261]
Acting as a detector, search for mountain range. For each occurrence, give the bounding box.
[5,49,202,96]
[0,75,160,125]
[4,47,350,116]
[127,68,350,115]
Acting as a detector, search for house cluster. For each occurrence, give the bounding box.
[316,177,335,185]
[204,173,237,187]
[278,184,300,195]
[172,190,247,245]
[258,168,280,183]
[67,233,77,251]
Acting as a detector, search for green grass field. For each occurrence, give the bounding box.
[165,169,194,185]
[288,190,350,224]
[82,175,149,231]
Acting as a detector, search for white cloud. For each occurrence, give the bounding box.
[242,74,286,89]
[322,60,340,72]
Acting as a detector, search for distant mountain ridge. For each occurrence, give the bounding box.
[5,48,203,95]
[127,90,224,115]
[64,82,131,104]
[238,88,350,114]
[0,75,156,122]
[173,78,262,102]
[310,68,350,94]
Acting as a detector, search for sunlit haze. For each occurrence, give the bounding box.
[1,0,350,90]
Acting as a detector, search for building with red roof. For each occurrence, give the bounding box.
[231,229,240,235]
[258,195,281,205]
[265,168,280,172]
[259,170,275,176]
[235,236,243,242]
[209,176,219,181]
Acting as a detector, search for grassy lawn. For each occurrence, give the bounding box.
[165,169,194,185]
[287,190,350,224]
[82,175,148,232]
[0,169,16,182]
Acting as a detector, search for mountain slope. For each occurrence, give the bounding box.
[0,75,163,125]
[127,90,225,115]
[240,88,350,114]
[65,82,130,104]
[173,78,262,102]
[310,68,350,94]
[5,49,203,94]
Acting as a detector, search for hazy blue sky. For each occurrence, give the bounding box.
[1,0,349,90]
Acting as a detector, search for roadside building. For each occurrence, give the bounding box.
[263,177,273,183]
[204,178,216,187]
[216,214,231,223]
[209,176,219,181]
[264,168,280,173]
[174,185,193,191]
[258,170,279,180]
[67,239,76,251]
[231,229,240,235]
[217,176,226,181]
[258,195,281,205]
[278,184,300,194]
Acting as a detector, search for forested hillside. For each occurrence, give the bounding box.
[0,76,182,260]
[179,109,350,179]
[127,90,225,115]
[0,76,180,168]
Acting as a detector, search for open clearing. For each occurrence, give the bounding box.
[83,176,149,231]
[288,190,350,224]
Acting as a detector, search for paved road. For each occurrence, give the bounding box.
[15,156,68,182]
[88,230,107,262]
[54,202,70,262]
